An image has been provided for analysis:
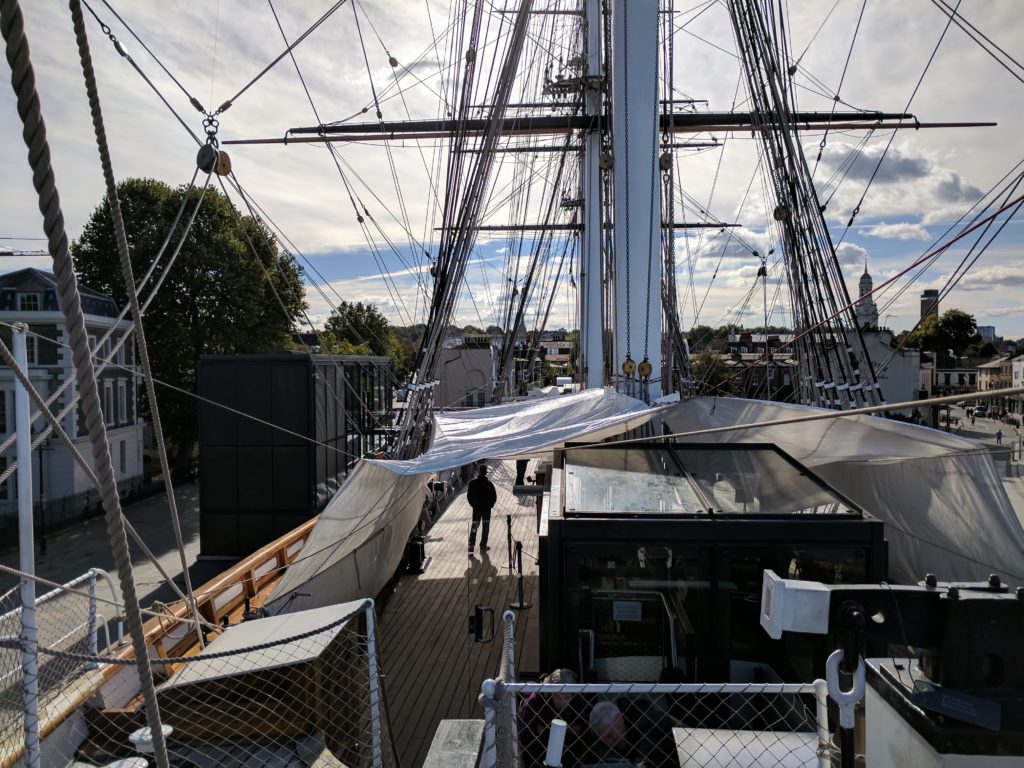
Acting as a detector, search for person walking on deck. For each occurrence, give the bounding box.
[468,464,497,554]
[996,429,1003,445]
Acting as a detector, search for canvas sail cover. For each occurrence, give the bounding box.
[663,397,1024,584]
[266,389,655,613]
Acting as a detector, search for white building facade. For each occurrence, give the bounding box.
[0,268,145,538]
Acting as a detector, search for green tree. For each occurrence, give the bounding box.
[73,177,306,466]
[964,340,997,358]
[324,301,409,378]
[690,351,738,396]
[908,313,944,352]
[688,325,716,351]
[938,309,979,355]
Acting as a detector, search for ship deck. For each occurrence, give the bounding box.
[377,459,541,768]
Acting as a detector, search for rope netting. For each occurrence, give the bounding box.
[0,591,397,768]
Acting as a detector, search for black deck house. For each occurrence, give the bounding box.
[538,442,886,684]
[198,354,392,557]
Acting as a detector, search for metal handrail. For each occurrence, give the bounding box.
[0,568,123,651]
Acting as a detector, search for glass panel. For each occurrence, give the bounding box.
[565,542,707,682]
[564,444,856,516]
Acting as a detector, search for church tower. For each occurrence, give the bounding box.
[856,259,879,329]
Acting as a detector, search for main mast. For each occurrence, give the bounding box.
[608,0,662,401]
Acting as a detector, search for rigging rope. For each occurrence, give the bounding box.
[1,0,169,763]
[69,0,205,654]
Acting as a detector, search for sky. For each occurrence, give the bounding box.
[1,0,1022,339]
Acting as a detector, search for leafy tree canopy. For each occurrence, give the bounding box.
[323,300,409,379]
[908,308,979,356]
[73,177,306,457]
[688,325,717,350]
[690,350,738,396]
[964,340,997,358]
[939,308,979,355]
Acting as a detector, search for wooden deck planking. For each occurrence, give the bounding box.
[378,460,542,768]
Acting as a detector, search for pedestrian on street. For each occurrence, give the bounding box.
[996,429,1003,445]
[467,464,497,554]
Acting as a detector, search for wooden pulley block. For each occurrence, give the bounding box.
[622,356,636,375]
[637,359,653,377]
[599,152,613,170]
[215,150,232,176]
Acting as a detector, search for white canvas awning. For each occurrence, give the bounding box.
[376,387,657,475]
[267,388,658,613]
[161,601,367,689]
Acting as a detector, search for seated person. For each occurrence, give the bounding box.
[585,697,677,768]
[519,668,593,768]
[584,701,635,768]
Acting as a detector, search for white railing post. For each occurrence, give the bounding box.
[14,324,40,768]
[479,678,499,768]
[497,611,517,768]
[86,570,98,668]
[813,678,830,768]
[365,599,383,768]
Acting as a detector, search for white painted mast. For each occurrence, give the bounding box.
[610,0,661,401]
[581,0,604,389]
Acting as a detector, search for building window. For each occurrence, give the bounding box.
[0,392,6,434]
[104,381,114,427]
[0,457,7,500]
[25,335,36,365]
[18,293,40,311]
[119,440,126,475]
[117,380,127,424]
[88,334,97,353]
[116,340,125,366]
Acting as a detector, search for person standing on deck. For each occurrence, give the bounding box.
[468,464,497,554]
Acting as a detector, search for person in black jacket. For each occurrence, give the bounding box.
[467,464,497,554]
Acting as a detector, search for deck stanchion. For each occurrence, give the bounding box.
[506,514,514,571]
[510,541,532,610]
[87,572,98,669]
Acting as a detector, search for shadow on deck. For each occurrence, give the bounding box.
[377,460,541,768]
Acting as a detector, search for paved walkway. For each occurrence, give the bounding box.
[0,482,206,610]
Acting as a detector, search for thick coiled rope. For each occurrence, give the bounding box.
[1,1,169,764]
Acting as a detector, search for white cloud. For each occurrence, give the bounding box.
[864,222,931,241]
[3,1,1023,338]
[836,242,868,268]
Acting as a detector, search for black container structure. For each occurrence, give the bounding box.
[538,442,887,684]
[198,354,392,557]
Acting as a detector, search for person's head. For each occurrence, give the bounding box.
[478,464,488,477]
[543,668,577,712]
[589,701,626,748]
